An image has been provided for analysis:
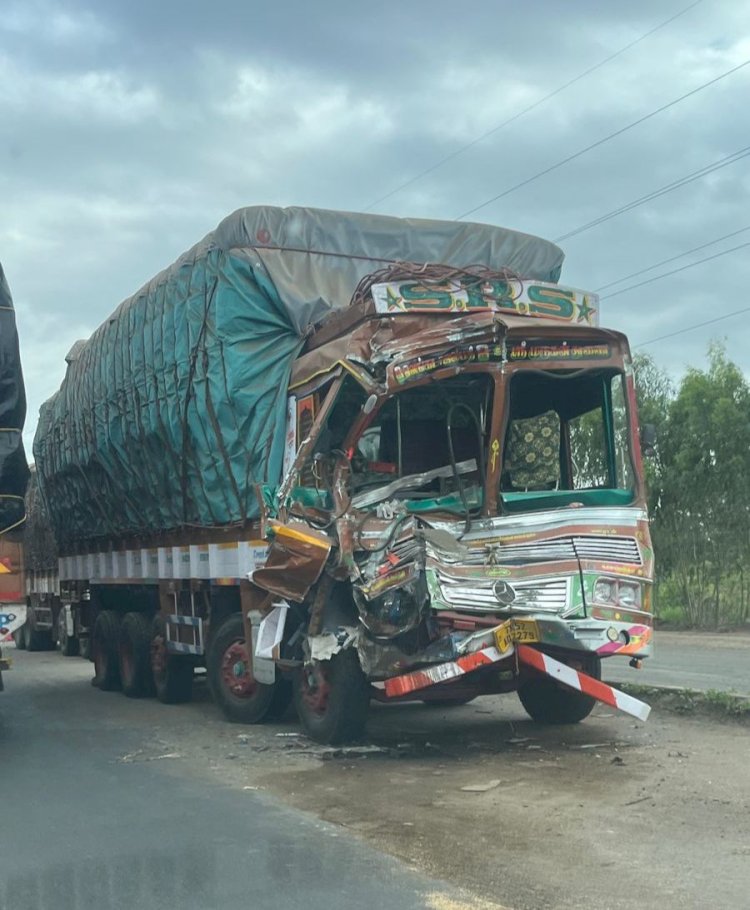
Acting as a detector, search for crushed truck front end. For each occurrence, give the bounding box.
[251,270,654,741]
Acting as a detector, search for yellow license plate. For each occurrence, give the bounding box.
[494,618,540,653]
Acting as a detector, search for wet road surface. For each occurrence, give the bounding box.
[0,647,490,910]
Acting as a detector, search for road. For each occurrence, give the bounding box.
[3,644,750,910]
[604,629,750,694]
[0,647,483,910]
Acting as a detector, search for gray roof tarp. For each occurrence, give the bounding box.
[0,262,29,534]
[33,206,564,548]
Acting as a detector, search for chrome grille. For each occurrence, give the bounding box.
[437,575,570,614]
[475,535,641,566]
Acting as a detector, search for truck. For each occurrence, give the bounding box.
[30,206,653,740]
[0,262,31,689]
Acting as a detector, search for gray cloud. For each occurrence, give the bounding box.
[2,0,750,450]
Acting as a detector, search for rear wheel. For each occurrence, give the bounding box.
[150,614,193,704]
[12,625,26,650]
[92,611,122,690]
[518,652,601,724]
[119,612,154,698]
[293,649,370,744]
[207,613,291,723]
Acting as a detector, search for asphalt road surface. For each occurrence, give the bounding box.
[0,647,480,910]
[3,643,750,910]
[604,629,750,694]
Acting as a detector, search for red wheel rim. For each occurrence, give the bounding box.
[151,634,167,678]
[220,641,257,699]
[300,663,331,716]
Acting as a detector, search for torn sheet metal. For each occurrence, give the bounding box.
[308,626,358,661]
[352,459,476,510]
[250,521,333,602]
[255,603,289,660]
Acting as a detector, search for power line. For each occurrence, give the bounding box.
[455,58,750,221]
[362,0,705,213]
[636,305,750,347]
[600,238,750,300]
[556,146,750,244]
[596,224,750,291]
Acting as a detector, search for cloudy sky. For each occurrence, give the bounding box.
[2,0,749,450]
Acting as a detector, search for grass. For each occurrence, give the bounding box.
[616,683,750,723]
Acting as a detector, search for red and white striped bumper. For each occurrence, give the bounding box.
[374,641,651,722]
[517,644,651,722]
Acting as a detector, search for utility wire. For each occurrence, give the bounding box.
[455,57,750,221]
[362,0,705,212]
[556,146,750,243]
[600,238,750,300]
[636,305,750,347]
[596,224,750,291]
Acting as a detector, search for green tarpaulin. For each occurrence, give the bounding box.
[33,206,564,549]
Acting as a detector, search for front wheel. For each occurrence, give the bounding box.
[517,652,601,724]
[207,613,291,724]
[293,649,370,744]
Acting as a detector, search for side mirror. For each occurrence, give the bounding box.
[640,423,657,458]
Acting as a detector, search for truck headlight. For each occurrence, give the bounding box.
[593,577,641,609]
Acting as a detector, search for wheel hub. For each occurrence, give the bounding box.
[221,642,257,699]
[300,664,331,716]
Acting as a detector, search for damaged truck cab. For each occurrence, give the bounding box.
[252,271,654,742]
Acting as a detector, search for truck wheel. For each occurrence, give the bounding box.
[92,610,122,690]
[518,653,601,724]
[150,614,193,704]
[25,608,51,651]
[57,609,80,657]
[293,650,370,744]
[13,625,26,650]
[207,613,291,724]
[119,613,154,698]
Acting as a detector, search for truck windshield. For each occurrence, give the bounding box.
[352,373,493,511]
[499,368,635,513]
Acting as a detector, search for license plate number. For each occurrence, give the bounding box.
[494,618,540,653]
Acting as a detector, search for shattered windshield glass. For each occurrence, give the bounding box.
[348,374,493,512]
[499,369,635,512]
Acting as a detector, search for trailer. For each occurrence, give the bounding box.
[30,206,653,738]
[0,262,30,689]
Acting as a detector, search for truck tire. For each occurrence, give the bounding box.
[92,610,122,690]
[207,613,291,724]
[517,653,601,724]
[119,612,154,698]
[293,649,370,744]
[150,614,193,704]
[57,609,79,657]
[26,619,52,652]
[12,625,26,650]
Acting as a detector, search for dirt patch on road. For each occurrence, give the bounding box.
[244,703,750,910]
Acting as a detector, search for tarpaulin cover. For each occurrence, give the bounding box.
[0,262,29,535]
[33,206,564,548]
